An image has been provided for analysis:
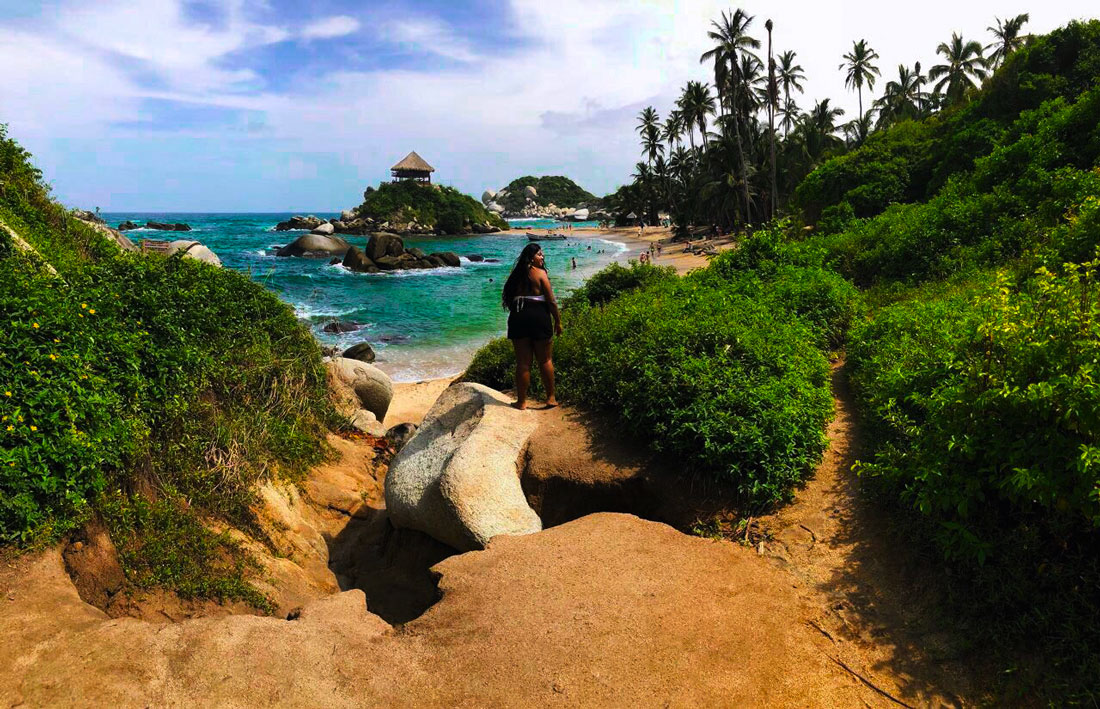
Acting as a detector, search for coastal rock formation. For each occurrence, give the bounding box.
[328,357,393,422]
[466,254,484,262]
[71,209,105,224]
[349,409,386,436]
[117,220,139,231]
[524,185,538,199]
[166,240,222,267]
[385,382,541,551]
[147,221,192,231]
[385,422,417,453]
[276,233,350,258]
[481,189,496,204]
[436,251,460,267]
[322,321,360,334]
[365,232,404,261]
[342,246,379,273]
[342,341,376,363]
[311,222,335,236]
[274,215,324,231]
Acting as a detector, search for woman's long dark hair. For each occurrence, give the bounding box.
[502,243,544,310]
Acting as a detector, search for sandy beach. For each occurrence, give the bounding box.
[503,224,734,275]
[384,226,736,424]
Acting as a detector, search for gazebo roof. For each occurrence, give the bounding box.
[391,151,435,173]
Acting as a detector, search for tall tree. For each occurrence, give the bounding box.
[839,39,881,136]
[636,106,661,166]
[776,50,805,135]
[874,63,924,126]
[699,8,759,226]
[765,19,778,220]
[929,33,988,104]
[662,111,683,154]
[986,14,1030,69]
[677,81,715,153]
[800,99,845,164]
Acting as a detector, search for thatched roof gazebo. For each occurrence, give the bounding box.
[391,151,435,183]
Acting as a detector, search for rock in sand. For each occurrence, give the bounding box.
[385,382,542,551]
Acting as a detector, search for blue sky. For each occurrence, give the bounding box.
[1,0,1097,211]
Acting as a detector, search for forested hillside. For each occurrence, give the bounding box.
[471,18,1100,702]
[0,124,335,608]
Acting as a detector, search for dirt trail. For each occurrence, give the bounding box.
[756,363,988,706]
[0,366,989,706]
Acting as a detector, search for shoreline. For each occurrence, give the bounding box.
[383,227,729,422]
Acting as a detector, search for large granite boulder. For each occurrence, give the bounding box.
[342,246,378,273]
[166,240,221,267]
[146,221,192,231]
[481,189,496,205]
[311,222,335,236]
[274,215,324,231]
[326,357,393,421]
[365,232,404,261]
[433,251,461,268]
[276,233,350,258]
[524,185,538,199]
[342,342,376,363]
[117,221,139,231]
[384,382,541,551]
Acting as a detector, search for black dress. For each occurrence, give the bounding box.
[507,296,553,341]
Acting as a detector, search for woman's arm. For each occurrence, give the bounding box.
[540,270,563,335]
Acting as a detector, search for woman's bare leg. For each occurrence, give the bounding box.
[533,338,557,406]
[512,338,534,409]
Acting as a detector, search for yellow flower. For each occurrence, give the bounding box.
[29,425,37,432]
[5,426,12,432]
[32,322,39,329]
[89,309,96,315]
[49,354,57,361]
[81,303,87,309]
[78,314,84,318]
[3,391,9,397]
[53,338,60,343]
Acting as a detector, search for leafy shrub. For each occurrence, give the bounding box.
[561,260,676,308]
[848,264,1100,697]
[0,246,334,545]
[466,252,839,507]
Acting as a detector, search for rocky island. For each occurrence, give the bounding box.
[482,175,610,221]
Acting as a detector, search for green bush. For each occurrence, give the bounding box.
[847,264,1100,697]
[0,247,333,545]
[466,250,841,507]
[561,260,676,308]
[357,180,507,232]
[0,127,335,606]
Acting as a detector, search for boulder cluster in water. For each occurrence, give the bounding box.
[275,206,501,238]
[276,229,462,273]
[117,220,192,232]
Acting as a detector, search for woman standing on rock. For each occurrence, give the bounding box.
[502,243,562,410]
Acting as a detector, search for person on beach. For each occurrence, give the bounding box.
[502,243,562,410]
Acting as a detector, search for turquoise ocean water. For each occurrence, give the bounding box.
[102,213,631,381]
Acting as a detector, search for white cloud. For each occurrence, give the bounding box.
[2,0,1100,209]
[380,17,478,62]
[301,15,360,41]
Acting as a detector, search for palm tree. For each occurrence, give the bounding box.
[843,111,875,148]
[676,85,698,154]
[662,112,683,154]
[642,124,665,166]
[986,14,1030,69]
[929,33,987,104]
[800,99,845,163]
[636,106,661,166]
[874,64,924,126]
[776,50,805,135]
[677,81,715,153]
[700,8,759,226]
[778,98,800,137]
[839,39,881,135]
